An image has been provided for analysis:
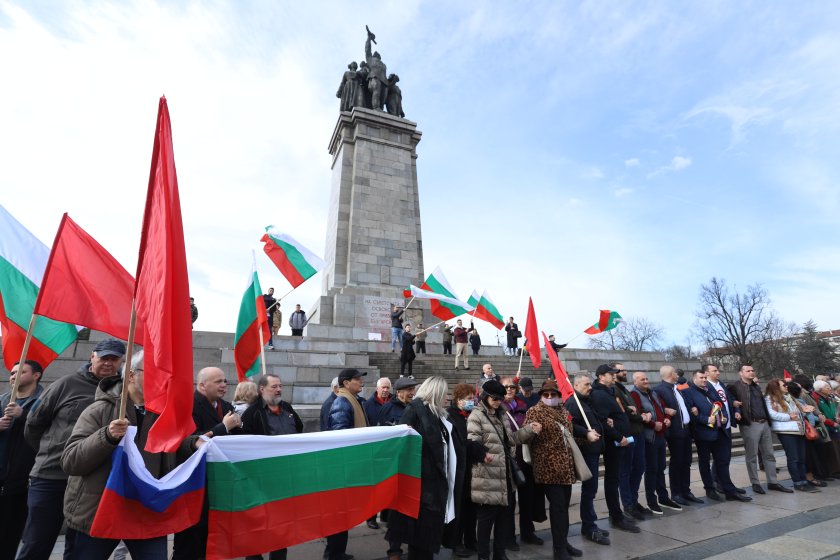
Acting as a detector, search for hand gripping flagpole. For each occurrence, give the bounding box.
[117,299,138,420]
[9,315,38,404]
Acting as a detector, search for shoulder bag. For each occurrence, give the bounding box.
[791,397,819,441]
[558,421,592,482]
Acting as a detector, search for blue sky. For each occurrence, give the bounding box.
[1,1,838,349]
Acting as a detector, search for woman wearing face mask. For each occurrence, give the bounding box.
[524,379,579,560]
[444,384,488,557]
[468,380,541,560]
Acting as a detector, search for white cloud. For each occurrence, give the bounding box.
[647,156,692,178]
[614,188,634,197]
[624,158,640,167]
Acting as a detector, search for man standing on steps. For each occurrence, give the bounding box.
[453,319,471,371]
[727,364,793,495]
[263,288,277,348]
[289,304,309,337]
[390,304,404,352]
[442,323,453,355]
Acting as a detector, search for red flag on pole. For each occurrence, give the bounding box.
[34,214,143,344]
[524,298,541,369]
[784,369,792,381]
[134,97,195,453]
[542,331,574,400]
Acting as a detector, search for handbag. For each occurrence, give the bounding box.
[792,397,819,441]
[558,422,592,482]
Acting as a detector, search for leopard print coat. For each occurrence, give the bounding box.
[524,402,576,485]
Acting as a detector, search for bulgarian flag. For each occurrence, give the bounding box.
[261,226,325,288]
[469,290,505,330]
[234,258,270,381]
[584,310,623,335]
[0,205,78,370]
[206,426,421,560]
[407,285,473,317]
[420,266,471,321]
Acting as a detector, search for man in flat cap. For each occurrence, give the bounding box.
[20,338,126,559]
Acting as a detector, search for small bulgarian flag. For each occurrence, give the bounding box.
[0,205,79,370]
[420,266,472,321]
[469,290,505,330]
[407,285,474,315]
[584,310,623,335]
[234,258,271,381]
[261,226,325,288]
[206,426,421,559]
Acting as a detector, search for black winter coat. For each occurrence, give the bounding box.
[564,392,606,455]
[191,391,240,436]
[589,380,629,440]
[241,397,303,435]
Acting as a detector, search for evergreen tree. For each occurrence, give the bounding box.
[794,320,839,375]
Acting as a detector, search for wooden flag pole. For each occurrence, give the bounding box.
[403,296,416,310]
[258,323,268,377]
[571,390,592,431]
[9,315,38,404]
[414,319,446,336]
[564,330,586,347]
[117,300,138,420]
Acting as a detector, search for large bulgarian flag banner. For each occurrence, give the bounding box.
[206,426,421,559]
[0,205,78,370]
[234,258,270,381]
[261,226,325,288]
[420,266,471,320]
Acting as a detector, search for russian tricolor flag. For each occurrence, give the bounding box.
[89,427,207,540]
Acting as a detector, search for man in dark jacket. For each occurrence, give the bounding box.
[653,365,700,507]
[612,364,649,520]
[241,374,303,560]
[21,338,125,560]
[173,367,242,560]
[390,304,404,352]
[727,364,791,494]
[589,365,638,534]
[0,360,44,559]
[320,377,340,431]
[377,377,419,426]
[263,288,277,348]
[564,375,610,545]
[704,364,747,496]
[630,372,671,515]
[363,377,392,429]
[681,370,751,503]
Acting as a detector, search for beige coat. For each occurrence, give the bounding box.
[467,401,534,505]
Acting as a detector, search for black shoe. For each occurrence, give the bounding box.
[752,484,766,494]
[366,520,380,530]
[506,541,520,552]
[611,517,641,533]
[566,542,583,557]
[706,489,723,501]
[493,553,510,560]
[583,530,611,545]
[635,503,654,516]
[658,498,683,511]
[625,506,645,520]
[464,367,471,370]
[673,495,691,506]
[735,487,747,494]
[454,545,474,558]
[684,493,704,504]
[726,492,752,502]
[796,484,820,493]
[522,534,544,546]
[809,479,827,488]
[714,483,725,493]
[648,503,664,515]
[768,483,794,493]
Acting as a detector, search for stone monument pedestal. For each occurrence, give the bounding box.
[310,107,429,340]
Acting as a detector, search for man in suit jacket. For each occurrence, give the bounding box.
[653,365,699,507]
[173,367,242,560]
[703,364,749,497]
[681,370,751,503]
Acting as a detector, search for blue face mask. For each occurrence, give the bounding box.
[463,400,475,412]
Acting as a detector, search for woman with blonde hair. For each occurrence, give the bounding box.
[232,380,258,414]
[386,376,461,559]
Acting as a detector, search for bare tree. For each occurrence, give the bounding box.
[695,277,796,378]
[588,316,664,352]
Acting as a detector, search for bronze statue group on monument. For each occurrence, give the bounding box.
[337,26,405,118]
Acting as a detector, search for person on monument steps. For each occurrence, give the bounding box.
[453,319,471,371]
[400,324,417,376]
[263,288,277,349]
[0,360,44,560]
[20,338,126,560]
[289,303,309,337]
[390,304,404,352]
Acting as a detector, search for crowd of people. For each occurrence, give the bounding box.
[2,337,840,560]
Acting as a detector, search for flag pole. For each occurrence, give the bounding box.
[117,299,138,420]
[571,390,592,430]
[258,323,267,377]
[564,330,586,347]
[403,296,416,310]
[10,315,38,404]
[414,319,445,336]
[515,343,525,380]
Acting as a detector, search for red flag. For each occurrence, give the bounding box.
[542,331,574,400]
[784,369,792,381]
[134,97,195,453]
[524,298,541,369]
[34,214,143,344]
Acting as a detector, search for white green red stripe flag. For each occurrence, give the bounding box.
[260,226,325,288]
[206,426,421,559]
[471,290,505,330]
[407,285,474,317]
[233,257,270,381]
[420,266,472,320]
[584,310,623,335]
[0,205,78,370]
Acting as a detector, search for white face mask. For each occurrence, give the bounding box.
[541,397,560,407]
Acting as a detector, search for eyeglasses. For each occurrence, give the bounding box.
[504,385,518,390]
[541,392,559,398]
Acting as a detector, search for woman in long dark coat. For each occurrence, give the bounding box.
[386,376,459,560]
[400,324,417,376]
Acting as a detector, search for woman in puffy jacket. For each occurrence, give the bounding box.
[467,380,541,560]
[765,379,815,492]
